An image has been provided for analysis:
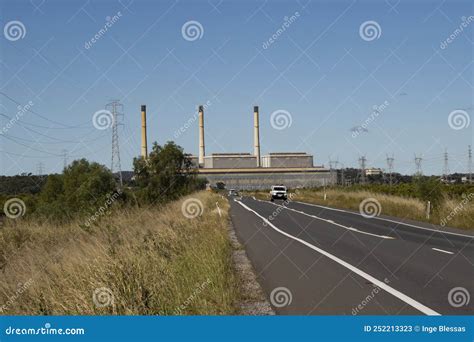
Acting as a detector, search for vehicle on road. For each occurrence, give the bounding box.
[270,185,287,201]
[228,189,239,196]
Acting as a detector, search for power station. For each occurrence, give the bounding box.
[140,105,333,190]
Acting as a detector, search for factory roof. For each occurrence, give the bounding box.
[265,152,313,157]
[207,153,254,157]
[196,167,328,174]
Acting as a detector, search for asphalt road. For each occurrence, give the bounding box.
[229,196,474,315]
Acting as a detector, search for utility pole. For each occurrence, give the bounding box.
[443,148,449,183]
[386,154,394,186]
[106,100,124,187]
[469,145,472,184]
[414,154,423,176]
[358,156,367,184]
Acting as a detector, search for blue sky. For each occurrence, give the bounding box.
[0,0,472,176]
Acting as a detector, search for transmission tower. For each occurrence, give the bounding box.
[37,162,44,176]
[414,154,423,176]
[386,154,394,186]
[469,145,472,184]
[339,162,345,186]
[106,100,124,187]
[358,155,367,184]
[443,148,449,183]
[62,149,68,170]
[328,156,339,185]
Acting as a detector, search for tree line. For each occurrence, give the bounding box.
[0,141,205,223]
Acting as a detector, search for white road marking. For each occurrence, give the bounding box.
[293,201,473,239]
[236,200,440,316]
[431,248,454,255]
[254,198,394,240]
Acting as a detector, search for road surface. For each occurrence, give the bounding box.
[229,196,474,315]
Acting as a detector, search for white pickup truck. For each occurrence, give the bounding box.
[269,185,288,201]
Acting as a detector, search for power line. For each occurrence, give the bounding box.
[1,134,65,156]
[0,92,90,128]
[0,113,105,143]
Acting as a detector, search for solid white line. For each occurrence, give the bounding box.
[431,248,454,255]
[293,201,473,239]
[254,198,394,240]
[236,200,441,316]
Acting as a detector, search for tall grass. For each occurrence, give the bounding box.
[250,188,474,230]
[0,191,239,315]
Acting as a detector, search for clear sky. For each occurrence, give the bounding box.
[0,0,472,176]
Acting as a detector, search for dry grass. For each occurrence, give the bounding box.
[0,191,239,315]
[249,188,474,230]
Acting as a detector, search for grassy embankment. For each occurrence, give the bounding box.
[249,188,474,230]
[0,191,239,315]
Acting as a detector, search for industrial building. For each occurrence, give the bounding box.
[140,104,333,189]
[261,152,313,168]
[204,153,257,169]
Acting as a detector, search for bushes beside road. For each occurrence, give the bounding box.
[0,191,239,315]
[249,184,474,230]
[0,141,242,315]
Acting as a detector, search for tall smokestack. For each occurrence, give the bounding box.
[253,106,261,167]
[198,105,205,166]
[141,105,148,159]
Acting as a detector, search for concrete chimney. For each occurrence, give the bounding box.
[140,105,148,159]
[253,106,261,167]
[198,105,205,166]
